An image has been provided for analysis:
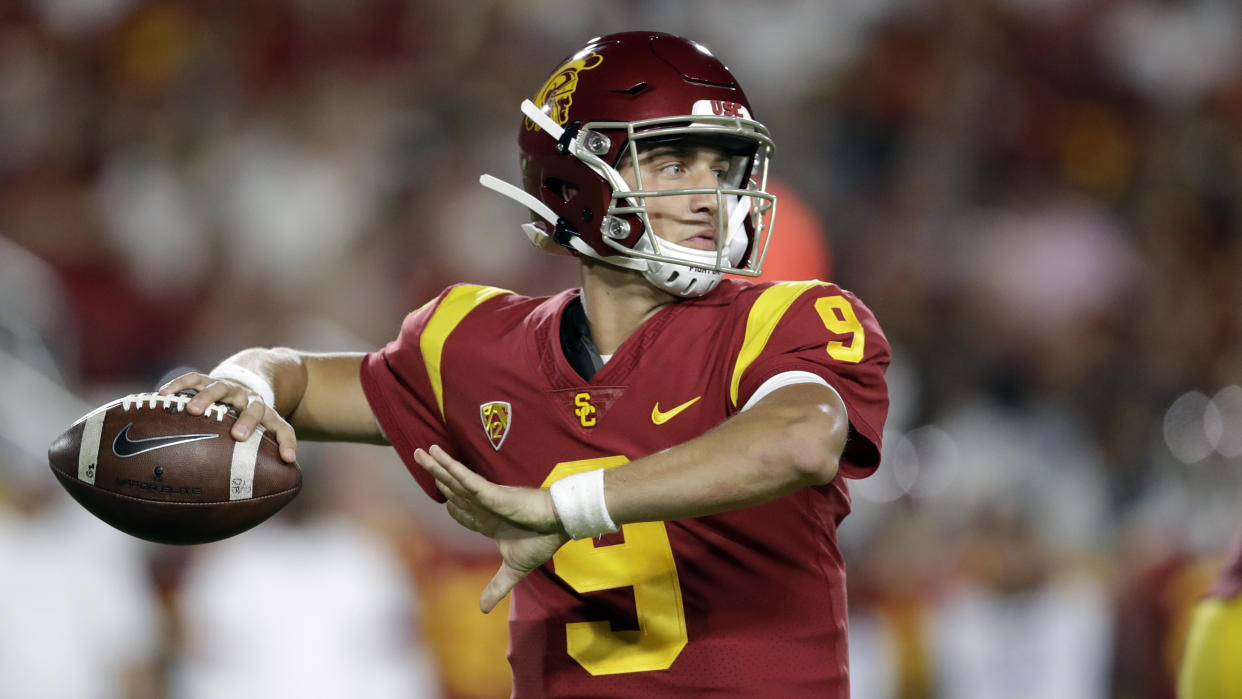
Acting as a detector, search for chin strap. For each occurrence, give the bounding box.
[520,99,564,140]
[479,173,558,225]
[477,173,563,253]
[479,172,644,270]
[479,173,558,246]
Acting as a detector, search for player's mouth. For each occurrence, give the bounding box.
[681,230,718,251]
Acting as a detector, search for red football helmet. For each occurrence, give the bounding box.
[481,31,777,297]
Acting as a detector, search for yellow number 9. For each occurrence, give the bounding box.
[815,296,865,363]
[541,456,687,675]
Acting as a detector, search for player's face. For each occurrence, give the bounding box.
[619,144,730,251]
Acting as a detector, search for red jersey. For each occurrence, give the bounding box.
[361,279,890,698]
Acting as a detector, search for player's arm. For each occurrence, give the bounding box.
[602,381,845,521]
[421,381,844,528]
[416,382,848,611]
[159,348,387,463]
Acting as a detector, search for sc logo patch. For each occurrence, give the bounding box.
[574,393,596,428]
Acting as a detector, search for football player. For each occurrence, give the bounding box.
[1178,534,1242,698]
[162,31,890,697]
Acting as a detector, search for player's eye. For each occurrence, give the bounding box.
[657,162,685,178]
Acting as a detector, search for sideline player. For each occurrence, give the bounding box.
[1178,533,1242,698]
[162,32,890,697]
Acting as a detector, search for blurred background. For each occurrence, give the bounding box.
[1,0,1239,697]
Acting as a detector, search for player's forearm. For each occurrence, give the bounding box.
[291,352,384,443]
[603,384,847,525]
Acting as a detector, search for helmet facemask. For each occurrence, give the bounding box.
[594,117,776,297]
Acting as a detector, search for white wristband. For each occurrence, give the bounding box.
[550,468,618,540]
[208,364,277,409]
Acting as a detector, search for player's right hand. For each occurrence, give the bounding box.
[158,372,298,464]
[416,445,561,533]
[414,445,570,612]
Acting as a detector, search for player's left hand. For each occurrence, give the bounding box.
[414,445,569,612]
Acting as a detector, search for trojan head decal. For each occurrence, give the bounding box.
[526,52,604,131]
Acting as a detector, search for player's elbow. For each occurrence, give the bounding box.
[777,404,846,487]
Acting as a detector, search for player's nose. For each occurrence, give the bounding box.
[687,167,720,214]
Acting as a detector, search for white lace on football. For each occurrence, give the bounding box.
[120,392,228,421]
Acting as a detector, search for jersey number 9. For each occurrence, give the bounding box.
[542,456,687,675]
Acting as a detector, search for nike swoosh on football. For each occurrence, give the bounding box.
[111,422,220,458]
[651,396,702,425]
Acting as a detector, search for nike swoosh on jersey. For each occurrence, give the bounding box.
[651,396,702,425]
[111,422,219,458]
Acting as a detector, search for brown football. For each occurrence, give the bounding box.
[47,392,301,545]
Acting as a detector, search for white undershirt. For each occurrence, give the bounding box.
[741,370,844,418]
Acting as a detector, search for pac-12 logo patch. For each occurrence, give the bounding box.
[480,401,512,451]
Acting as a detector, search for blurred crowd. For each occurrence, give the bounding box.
[1,0,1239,697]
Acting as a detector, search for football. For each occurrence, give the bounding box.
[47,392,301,545]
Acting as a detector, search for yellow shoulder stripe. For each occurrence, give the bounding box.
[729,280,827,408]
[420,285,512,420]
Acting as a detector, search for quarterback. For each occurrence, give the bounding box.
[162,32,890,697]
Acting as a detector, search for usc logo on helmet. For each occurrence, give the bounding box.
[527,52,604,130]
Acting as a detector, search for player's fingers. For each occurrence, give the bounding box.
[226,396,297,464]
[414,449,466,499]
[415,448,471,499]
[264,413,298,464]
[231,396,266,441]
[426,446,550,528]
[446,500,493,536]
[433,475,456,502]
[428,444,493,499]
[480,563,524,613]
[448,493,497,524]
[159,372,210,396]
[412,447,446,482]
[445,500,474,528]
[185,380,237,415]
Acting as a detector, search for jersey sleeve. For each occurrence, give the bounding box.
[360,292,454,502]
[730,281,890,479]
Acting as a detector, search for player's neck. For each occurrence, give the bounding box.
[579,261,676,355]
